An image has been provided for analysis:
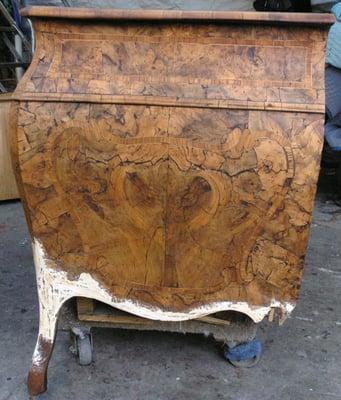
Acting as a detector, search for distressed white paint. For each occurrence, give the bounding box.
[32,238,295,357]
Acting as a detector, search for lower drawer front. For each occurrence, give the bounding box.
[14,101,324,311]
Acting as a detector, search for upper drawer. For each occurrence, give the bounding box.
[15,18,329,113]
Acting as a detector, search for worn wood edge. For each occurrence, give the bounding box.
[20,6,335,25]
[0,191,18,203]
[33,239,295,325]
[0,98,19,201]
[10,93,326,114]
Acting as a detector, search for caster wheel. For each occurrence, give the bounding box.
[71,328,93,366]
[223,338,262,368]
[76,334,93,366]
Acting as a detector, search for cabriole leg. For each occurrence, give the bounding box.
[28,240,67,396]
[28,333,56,396]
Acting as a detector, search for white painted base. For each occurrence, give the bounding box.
[31,238,295,361]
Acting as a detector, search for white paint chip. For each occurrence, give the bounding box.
[32,238,295,346]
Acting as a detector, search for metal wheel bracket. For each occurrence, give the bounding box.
[70,327,93,366]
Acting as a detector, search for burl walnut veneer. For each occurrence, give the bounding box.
[9,6,333,395]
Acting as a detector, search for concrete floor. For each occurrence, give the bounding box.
[1,172,341,400]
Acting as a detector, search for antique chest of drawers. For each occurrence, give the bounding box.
[10,6,333,395]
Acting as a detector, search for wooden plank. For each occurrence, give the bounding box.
[78,312,232,326]
[20,6,335,25]
[78,312,155,325]
[0,95,19,201]
[268,308,275,322]
[76,297,95,315]
[197,316,231,326]
[77,298,232,326]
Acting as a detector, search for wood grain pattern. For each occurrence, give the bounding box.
[10,9,329,395]
[10,9,329,315]
[0,95,19,201]
[14,18,330,113]
[12,101,324,309]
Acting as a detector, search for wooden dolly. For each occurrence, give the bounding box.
[58,297,259,368]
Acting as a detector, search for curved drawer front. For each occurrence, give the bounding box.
[16,19,328,112]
